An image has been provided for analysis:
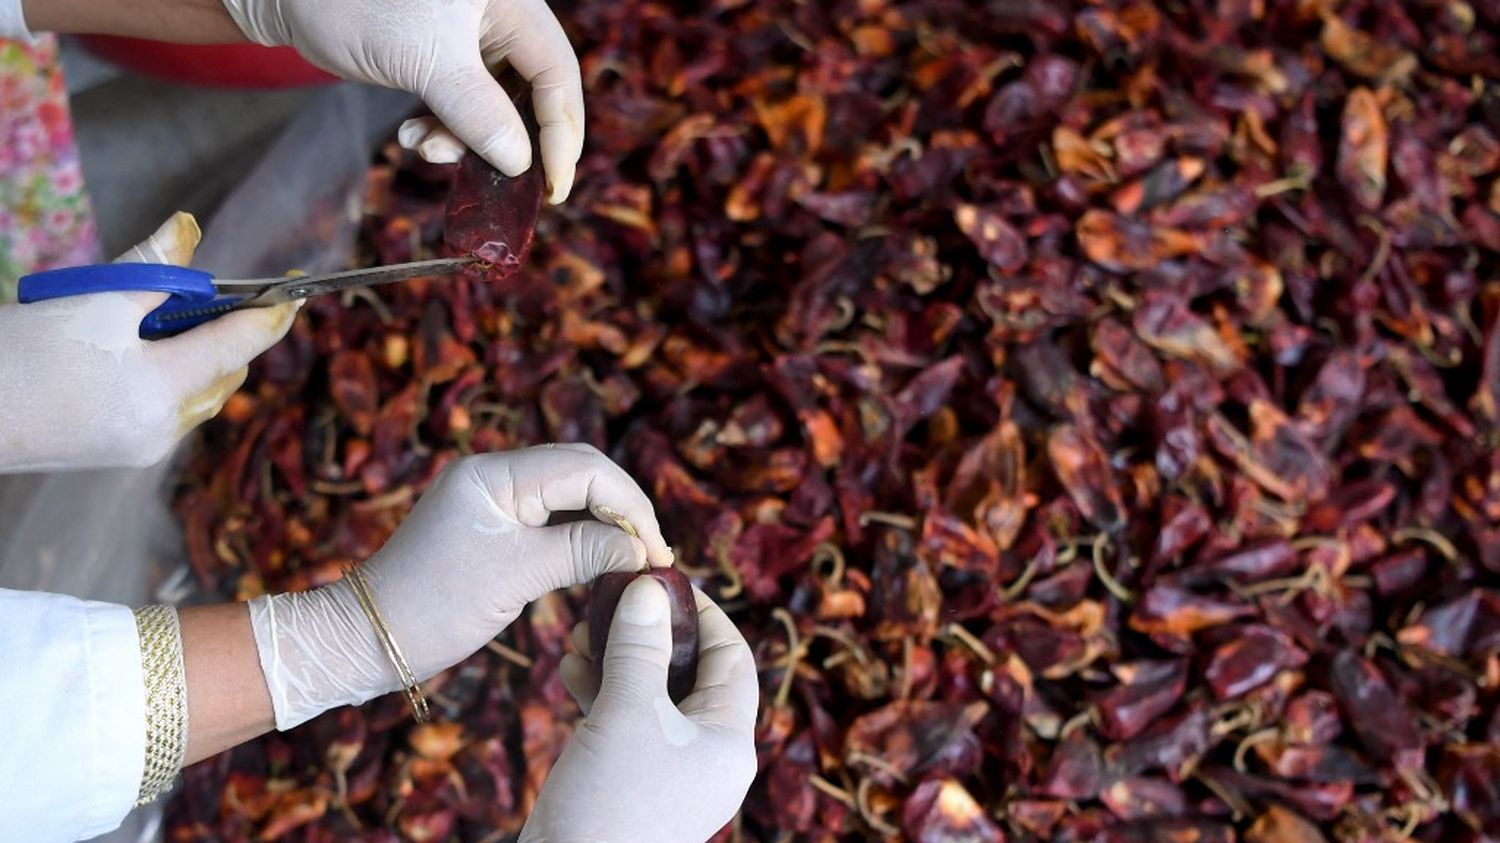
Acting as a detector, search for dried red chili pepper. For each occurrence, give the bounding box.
[588,567,700,703]
[169,1,1500,839]
[901,779,1005,843]
[443,115,545,273]
[1202,624,1307,700]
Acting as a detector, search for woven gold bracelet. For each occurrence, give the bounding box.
[342,564,430,722]
[134,605,189,806]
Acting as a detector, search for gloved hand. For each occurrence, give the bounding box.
[522,579,759,843]
[220,0,584,203]
[248,444,674,730]
[0,213,299,474]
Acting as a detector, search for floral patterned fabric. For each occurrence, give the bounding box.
[0,35,97,303]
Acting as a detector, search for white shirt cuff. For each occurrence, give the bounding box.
[80,598,148,834]
[0,589,145,842]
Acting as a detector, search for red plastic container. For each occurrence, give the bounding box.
[76,37,336,89]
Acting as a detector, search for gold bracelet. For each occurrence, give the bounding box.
[342,564,430,722]
[134,605,189,805]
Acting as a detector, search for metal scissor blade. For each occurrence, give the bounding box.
[143,257,482,334]
[238,257,480,307]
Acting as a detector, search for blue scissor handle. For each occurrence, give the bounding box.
[18,263,231,340]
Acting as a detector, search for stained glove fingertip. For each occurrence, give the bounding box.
[545,159,576,204]
[539,128,581,204]
[546,174,573,205]
[119,211,202,266]
[260,301,302,339]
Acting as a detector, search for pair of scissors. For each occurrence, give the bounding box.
[17,257,480,340]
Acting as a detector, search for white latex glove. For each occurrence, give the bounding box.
[522,580,759,843]
[221,0,584,203]
[0,213,298,474]
[249,444,674,730]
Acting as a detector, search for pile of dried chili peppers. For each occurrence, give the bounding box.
[167,1,1500,840]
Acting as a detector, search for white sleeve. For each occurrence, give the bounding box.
[0,588,146,843]
[0,0,29,39]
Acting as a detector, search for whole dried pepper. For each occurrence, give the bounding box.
[171,0,1500,840]
[444,147,545,274]
[588,567,701,703]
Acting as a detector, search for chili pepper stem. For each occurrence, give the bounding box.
[1356,217,1392,286]
[484,638,534,668]
[941,622,997,666]
[1193,769,1252,822]
[716,548,745,600]
[855,777,901,838]
[1232,727,1279,773]
[808,774,856,808]
[859,511,919,531]
[383,795,405,828]
[308,479,365,496]
[1211,701,1262,738]
[811,542,846,588]
[1091,536,1135,604]
[1390,526,1459,563]
[1253,171,1314,198]
[343,285,395,325]
[997,556,1040,603]
[898,637,913,701]
[1059,708,1093,739]
[770,608,805,710]
[1229,563,1335,604]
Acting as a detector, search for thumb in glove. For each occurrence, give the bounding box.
[525,582,758,843]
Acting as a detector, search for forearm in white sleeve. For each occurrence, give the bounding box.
[0,0,29,39]
[0,588,146,843]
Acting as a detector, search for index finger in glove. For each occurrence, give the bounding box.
[424,55,533,177]
[502,520,646,607]
[560,620,601,714]
[113,211,302,381]
[146,301,301,398]
[559,652,600,716]
[679,588,759,735]
[486,0,584,204]
[479,444,673,567]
